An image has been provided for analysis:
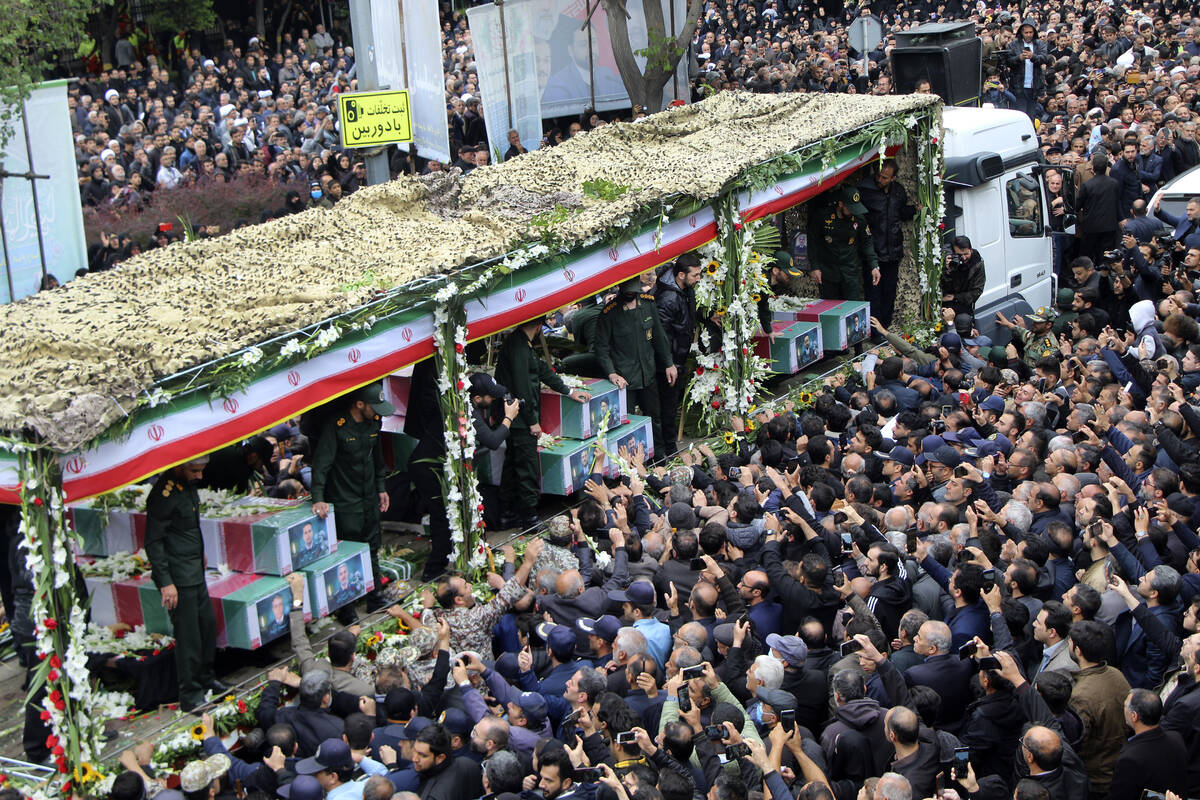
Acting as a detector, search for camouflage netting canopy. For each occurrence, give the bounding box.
[0,91,938,451]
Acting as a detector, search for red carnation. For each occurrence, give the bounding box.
[49,691,61,704]
[49,654,61,669]
[696,367,704,376]
[114,628,127,639]
[456,380,465,391]
[39,711,50,722]
[152,649,161,656]
[51,745,63,757]
[733,222,743,231]
[464,463,473,472]
[476,503,485,512]
[62,781,71,793]
[33,497,43,507]
[45,735,57,749]
[0,773,7,783]
[43,618,57,630]
[455,343,464,354]
[237,699,247,713]
[47,669,58,682]
[54,698,65,711]
[712,401,720,409]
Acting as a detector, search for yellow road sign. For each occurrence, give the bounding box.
[337,89,413,148]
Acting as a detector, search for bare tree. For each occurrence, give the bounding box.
[600,0,705,113]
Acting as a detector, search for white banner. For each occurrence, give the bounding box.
[467,0,544,160]
[531,0,690,119]
[368,0,406,97]
[0,81,87,302]
[402,0,452,164]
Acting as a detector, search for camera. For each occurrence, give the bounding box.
[1102,248,1125,263]
[504,393,525,408]
[1156,233,1177,249]
[946,250,965,268]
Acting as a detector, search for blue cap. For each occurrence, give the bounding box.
[880,445,915,467]
[928,445,962,468]
[296,739,352,774]
[608,580,655,605]
[978,432,1013,457]
[279,776,323,800]
[979,395,1005,413]
[546,625,577,656]
[440,707,473,736]
[916,435,946,464]
[516,691,548,724]
[577,614,622,643]
[940,332,963,349]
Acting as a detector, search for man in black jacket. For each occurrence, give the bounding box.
[1005,19,1052,119]
[255,671,345,758]
[655,255,701,458]
[414,724,484,800]
[1076,154,1123,263]
[859,160,915,329]
[1108,688,1188,800]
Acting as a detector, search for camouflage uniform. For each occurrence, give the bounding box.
[1016,306,1060,367]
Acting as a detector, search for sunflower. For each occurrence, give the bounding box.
[723,432,735,445]
[798,391,814,405]
[74,763,99,784]
[746,420,756,431]
[716,308,727,317]
[749,253,760,263]
[706,261,719,275]
[190,723,205,742]
[752,294,762,303]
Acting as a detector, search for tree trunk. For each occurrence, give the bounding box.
[275,0,294,48]
[601,0,706,113]
[255,0,266,39]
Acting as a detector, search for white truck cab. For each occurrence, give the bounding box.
[941,107,1062,341]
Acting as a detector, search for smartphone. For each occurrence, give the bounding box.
[1087,520,1104,538]
[978,656,1001,671]
[959,641,978,660]
[678,686,691,713]
[562,710,579,725]
[780,708,796,732]
[861,353,879,375]
[834,511,848,525]
[690,557,707,571]
[616,731,637,744]
[705,724,727,739]
[1124,381,1135,394]
[906,531,918,555]
[681,664,706,680]
[1037,378,1047,392]
[981,568,997,592]
[952,747,970,780]
[1141,791,1168,800]
[840,639,863,657]
[1072,429,1090,443]
[941,404,954,417]
[954,465,970,478]
[724,743,750,760]
[576,767,603,782]
[840,532,853,545]
[1104,560,1114,584]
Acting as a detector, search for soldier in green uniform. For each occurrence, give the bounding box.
[144,455,220,712]
[997,306,1060,367]
[560,290,616,378]
[199,435,274,493]
[806,186,881,301]
[495,317,593,530]
[310,382,395,621]
[594,279,677,456]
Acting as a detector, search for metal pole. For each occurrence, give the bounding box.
[0,181,17,302]
[670,0,679,102]
[348,0,391,186]
[586,2,596,112]
[497,0,514,129]
[19,101,49,284]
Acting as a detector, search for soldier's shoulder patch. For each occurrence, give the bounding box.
[602,301,617,314]
[640,293,655,301]
[337,417,346,426]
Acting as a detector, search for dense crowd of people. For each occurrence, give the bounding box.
[49,2,1200,800]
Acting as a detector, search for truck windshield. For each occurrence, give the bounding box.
[1006,175,1044,237]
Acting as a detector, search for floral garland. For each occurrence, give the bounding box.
[687,194,773,434]
[904,109,947,317]
[16,445,135,799]
[432,285,489,576]
[78,624,173,659]
[77,549,151,582]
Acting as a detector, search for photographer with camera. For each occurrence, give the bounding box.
[941,236,986,318]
